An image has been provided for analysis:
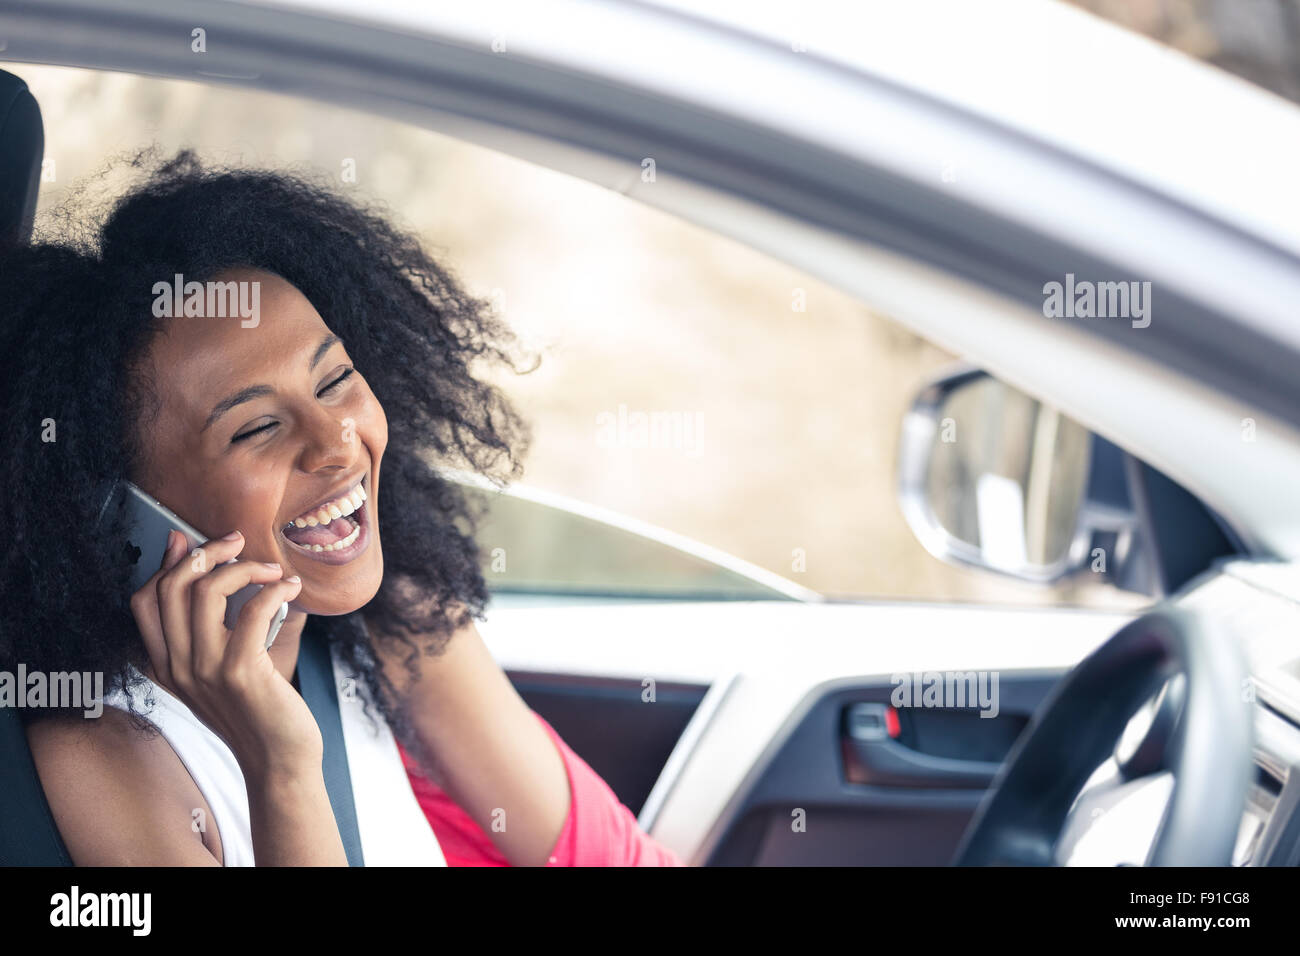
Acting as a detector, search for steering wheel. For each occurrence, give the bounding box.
[954,608,1253,866]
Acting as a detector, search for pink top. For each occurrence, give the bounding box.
[396,712,684,866]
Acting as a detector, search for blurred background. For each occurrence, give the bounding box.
[8,0,1295,608]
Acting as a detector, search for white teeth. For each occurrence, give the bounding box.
[286,480,367,531]
[308,520,361,553]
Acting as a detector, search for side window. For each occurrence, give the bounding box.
[22,64,1194,609]
[458,479,809,602]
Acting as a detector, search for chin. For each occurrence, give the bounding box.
[294,556,385,617]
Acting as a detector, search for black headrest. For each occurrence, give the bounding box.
[0,68,64,865]
[0,68,44,247]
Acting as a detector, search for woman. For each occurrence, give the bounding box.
[3,150,680,866]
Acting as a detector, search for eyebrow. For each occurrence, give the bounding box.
[202,332,342,432]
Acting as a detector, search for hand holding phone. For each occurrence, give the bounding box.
[120,482,290,649]
[127,523,324,777]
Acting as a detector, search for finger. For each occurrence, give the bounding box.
[130,530,187,690]
[176,531,252,576]
[155,530,248,683]
[226,575,302,666]
[162,527,188,571]
[189,560,289,676]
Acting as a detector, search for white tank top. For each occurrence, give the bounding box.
[102,645,446,867]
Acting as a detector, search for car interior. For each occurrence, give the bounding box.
[3,60,1299,869]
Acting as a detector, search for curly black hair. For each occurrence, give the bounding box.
[0,149,532,761]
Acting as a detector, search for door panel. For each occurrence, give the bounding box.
[712,805,975,867]
[705,674,1062,865]
[480,600,1128,863]
[508,670,708,816]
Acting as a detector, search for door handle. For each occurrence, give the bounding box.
[842,703,1001,789]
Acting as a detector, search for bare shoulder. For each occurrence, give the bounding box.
[25,706,222,865]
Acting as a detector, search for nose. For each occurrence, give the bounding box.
[297,407,360,475]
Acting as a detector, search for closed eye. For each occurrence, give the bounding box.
[230,368,356,443]
[319,367,354,396]
[231,421,275,443]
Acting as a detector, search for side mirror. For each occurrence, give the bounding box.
[898,366,1153,592]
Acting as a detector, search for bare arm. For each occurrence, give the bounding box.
[28,710,222,866]
[373,615,571,866]
[28,708,346,867]
[245,765,347,866]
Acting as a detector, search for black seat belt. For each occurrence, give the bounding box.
[0,707,74,865]
[295,630,365,867]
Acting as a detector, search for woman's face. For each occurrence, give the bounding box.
[133,268,388,616]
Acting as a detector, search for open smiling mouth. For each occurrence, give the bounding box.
[279,474,372,565]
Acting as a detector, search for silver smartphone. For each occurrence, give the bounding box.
[120,482,289,650]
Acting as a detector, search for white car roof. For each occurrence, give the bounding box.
[641,0,1300,259]
[279,0,1300,260]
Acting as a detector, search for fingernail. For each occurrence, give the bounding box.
[285,575,301,584]
[264,562,282,571]
[223,530,242,540]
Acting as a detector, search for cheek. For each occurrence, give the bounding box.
[161,465,281,547]
[220,472,288,545]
